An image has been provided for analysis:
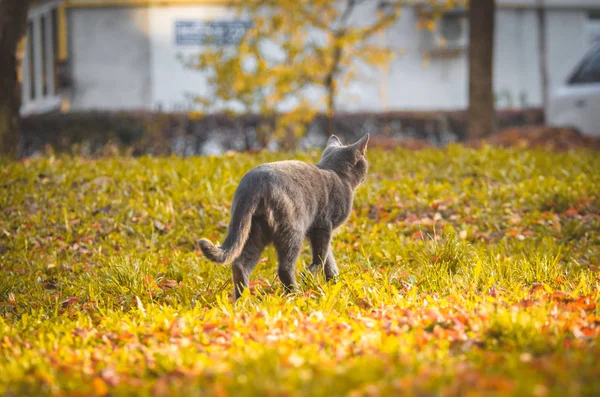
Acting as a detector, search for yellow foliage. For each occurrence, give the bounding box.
[189,0,458,139]
[188,110,205,120]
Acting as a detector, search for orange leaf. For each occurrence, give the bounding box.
[410,230,424,240]
[507,229,519,237]
[203,323,219,332]
[159,279,178,289]
[565,208,579,216]
[93,377,108,396]
[61,297,79,308]
[573,326,595,339]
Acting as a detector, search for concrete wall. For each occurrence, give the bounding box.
[340,6,468,111]
[147,5,235,112]
[65,4,591,112]
[337,7,589,111]
[68,7,152,110]
[545,10,589,92]
[142,5,590,112]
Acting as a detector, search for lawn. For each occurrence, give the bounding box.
[1,145,599,396]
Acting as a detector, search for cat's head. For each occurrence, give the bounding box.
[319,134,369,187]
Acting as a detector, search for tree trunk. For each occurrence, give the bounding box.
[325,46,342,137]
[537,0,548,119]
[0,0,31,159]
[325,76,336,137]
[467,0,495,139]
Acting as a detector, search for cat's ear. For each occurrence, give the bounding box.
[352,134,369,155]
[327,135,343,148]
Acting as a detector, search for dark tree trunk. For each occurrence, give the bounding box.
[325,45,342,137]
[467,0,495,139]
[0,0,31,158]
[537,0,548,118]
[324,0,356,137]
[325,81,335,138]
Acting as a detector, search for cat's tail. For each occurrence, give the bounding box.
[199,194,259,264]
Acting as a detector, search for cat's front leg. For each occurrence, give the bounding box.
[308,245,338,281]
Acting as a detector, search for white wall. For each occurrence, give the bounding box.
[145,6,590,112]
[64,4,592,112]
[493,9,543,108]
[337,8,588,111]
[545,10,589,94]
[339,6,468,111]
[69,7,152,111]
[148,5,237,112]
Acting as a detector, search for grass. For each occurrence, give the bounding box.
[1,145,599,396]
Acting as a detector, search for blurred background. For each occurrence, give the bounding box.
[1,0,599,158]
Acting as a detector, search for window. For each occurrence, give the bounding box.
[417,7,469,57]
[588,11,600,47]
[568,46,600,85]
[440,14,464,42]
[27,22,35,101]
[21,1,62,115]
[41,15,48,96]
[52,9,58,88]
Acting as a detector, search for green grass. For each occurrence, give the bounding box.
[1,145,599,396]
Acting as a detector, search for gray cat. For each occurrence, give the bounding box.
[199,134,369,299]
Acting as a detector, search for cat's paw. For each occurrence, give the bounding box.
[308,263,323,275]
[324,267,339,282]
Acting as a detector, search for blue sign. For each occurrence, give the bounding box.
[175,20,253,46]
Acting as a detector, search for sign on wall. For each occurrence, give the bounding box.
[175,20,253,46]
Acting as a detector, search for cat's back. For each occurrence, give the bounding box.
[245,160,318,180]
[261,159,317,175]
[241,159,326,197]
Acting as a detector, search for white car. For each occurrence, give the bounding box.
[546,44,600,136]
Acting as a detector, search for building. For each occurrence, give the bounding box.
[20,0,600,116]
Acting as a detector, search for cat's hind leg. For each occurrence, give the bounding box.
[232,218,270,300]
[308,228,338,281]
[274,229,303,294]
[323,249,339,281]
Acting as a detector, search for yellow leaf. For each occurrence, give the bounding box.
[188,110,205,120]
